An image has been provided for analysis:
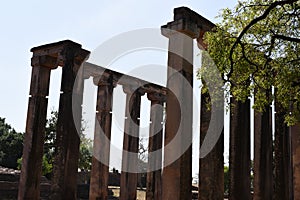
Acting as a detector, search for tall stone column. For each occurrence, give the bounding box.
[89,75,115,200]
[291,122,300,199]
[18,55,57,200]
[274,101,292,200]
[229,97,251,200]
[120,86,144,200]
[253,97,273,200]
[146,92,165,200]
[162,29,194,200]
[161,7,215,200]
[199,84,224,200]
[50,42,89,200]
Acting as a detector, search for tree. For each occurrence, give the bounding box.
[0,118,23,169]
[203,0,299,123]
[137,138,148,189]
[43,110,58,176]
[17,111,93,177]
[43,110,92,177]
[202,0,299,199]
[78,136,93,172]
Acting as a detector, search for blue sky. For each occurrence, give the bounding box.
[0,1,238,174]
[0,0,237,132]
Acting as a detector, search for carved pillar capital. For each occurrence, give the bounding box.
[31,55,58,69]
[122,84,145,96]
[161,19,200,39]
[31,40,90,69]
[93,74,116,87]
[196,30,208,50]
[147,92,166,103]
[55,41,88,64]
[161,7,215,51]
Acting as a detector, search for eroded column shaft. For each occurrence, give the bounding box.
[51,47,85,200]
[162,32,193,200]
[274,101,292,200]
[89,77,114,200]
[18,58,54,200]
[120,87,143,200]
[291,123,300,199]
[253,103,273,200]
[199,86,224,200]
[146,93,164,200]
[229,97,251,200]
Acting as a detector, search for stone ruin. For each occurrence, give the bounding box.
[15,6,300,200]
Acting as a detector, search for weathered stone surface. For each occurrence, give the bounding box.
[19,40,89,200]
[146,93,165,200]
[291,123,300,199]
[18,63,52,200]
[199,87,224,200]
[253,103,273,200]
[161,7,216,200]
[50,43,89,200]
[274,101,293,200]
[229,97,251,200]
[120,87,144,200]
[89,75,114,200]
[162,34,193,200]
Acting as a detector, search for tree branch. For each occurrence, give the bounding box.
[227,0,298,80]
[273,34,300,43]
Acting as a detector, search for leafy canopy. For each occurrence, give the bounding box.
[0,118,23,169]
[203,0,299,124]
[44,110,92,174]
[18,110,93,177]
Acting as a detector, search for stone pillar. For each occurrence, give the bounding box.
[253,102,273,200]
[162,29,194,200]
[146,92,165,200]
[199,84,224,200]
[50,42,89,200]
[161,9,198,200]
[89,75,115,200]
[161,7,215,200]
[229,97,251,200]
[274,101,292,200]
[18,55,57,200]
[291,122,300,199]
[120,86,144,200]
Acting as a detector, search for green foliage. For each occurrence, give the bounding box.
[0,118,23,169]
[202,0,300,124]
[17,155,53,176]
[199,51,226,110]
[16,111,92,176]
[78,136,92,171]
[224,166,229,195]
[17,157,22,170]
[0,111,92,174]
[44,110,92,175]
[43,110,58,176]
[42,155,53,176]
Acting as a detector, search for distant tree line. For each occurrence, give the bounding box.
[0,118,23,169]
[0,111,92,179]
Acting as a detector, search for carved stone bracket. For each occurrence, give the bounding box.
[147,92,166,103]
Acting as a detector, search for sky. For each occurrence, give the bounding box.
[0,0,239,175]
